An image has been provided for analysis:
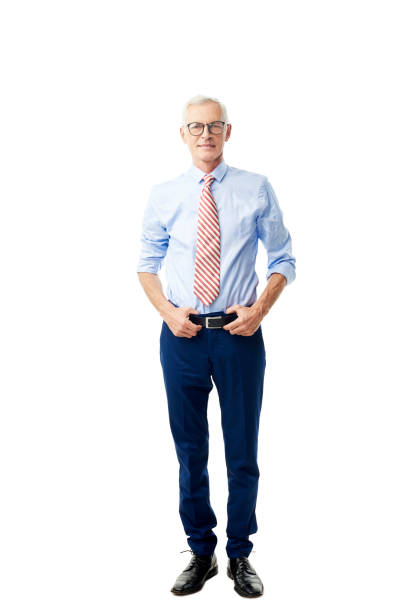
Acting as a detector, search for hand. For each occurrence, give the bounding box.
[222,304,263,336]
[163,305,202,338]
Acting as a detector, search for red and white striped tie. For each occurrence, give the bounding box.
[193,174,221,306]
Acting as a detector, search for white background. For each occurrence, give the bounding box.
[1,1,407,610]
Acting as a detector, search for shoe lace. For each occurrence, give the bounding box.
[179,548,198,571]
[235,556,257,576]
[179,548,214,569]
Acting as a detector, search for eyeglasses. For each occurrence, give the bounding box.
[185,121,226,136]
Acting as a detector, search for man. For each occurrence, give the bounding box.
[137,94,296,598]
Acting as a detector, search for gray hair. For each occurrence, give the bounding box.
[181,94,229,126]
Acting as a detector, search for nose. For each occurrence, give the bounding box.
[199,124,215,138]
[199,128,214,145]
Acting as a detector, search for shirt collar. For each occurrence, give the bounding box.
[187,158,228,183]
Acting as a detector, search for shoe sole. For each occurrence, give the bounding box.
[170,565,218,596]
[227,566,264,598]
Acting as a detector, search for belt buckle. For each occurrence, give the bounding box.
[206,315,223,329]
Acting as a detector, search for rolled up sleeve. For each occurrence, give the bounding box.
[256,178,296,285]
[136,188,169,274]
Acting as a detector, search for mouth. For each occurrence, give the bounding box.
[198,144,215,148]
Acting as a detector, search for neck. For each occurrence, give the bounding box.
[193,154,223,174]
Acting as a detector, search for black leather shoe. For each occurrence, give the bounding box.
[171,550,218,595]
[227,556,264,597]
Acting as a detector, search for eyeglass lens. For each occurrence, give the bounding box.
[188,122,224,135]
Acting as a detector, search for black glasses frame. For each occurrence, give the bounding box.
[185,121,226,135]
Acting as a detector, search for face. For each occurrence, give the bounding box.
[180,101,232,169]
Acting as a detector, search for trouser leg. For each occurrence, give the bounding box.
[210,325,266,559]
[159,320,217,556]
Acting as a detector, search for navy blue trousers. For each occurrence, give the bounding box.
[159,301,266,559]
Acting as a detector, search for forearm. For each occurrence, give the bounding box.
[137,272,175,318]
[252,273,287,319]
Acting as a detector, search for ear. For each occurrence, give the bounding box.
[180,126,187,143]
[225,123,232,142]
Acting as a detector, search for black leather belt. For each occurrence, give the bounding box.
[188,313,238,329]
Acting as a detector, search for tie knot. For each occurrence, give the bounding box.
[203,174,215,187]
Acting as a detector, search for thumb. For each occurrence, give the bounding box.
[188,308,201,315]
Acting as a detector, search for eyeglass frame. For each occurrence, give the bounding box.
[183,121,227,136]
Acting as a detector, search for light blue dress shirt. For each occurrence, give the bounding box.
[137,158,296,314]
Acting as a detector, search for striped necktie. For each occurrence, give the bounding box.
[193,173,221,306]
